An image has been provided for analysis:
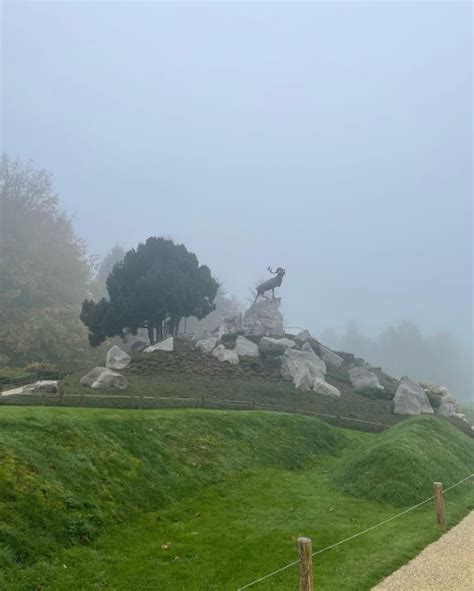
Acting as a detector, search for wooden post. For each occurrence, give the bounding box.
[140,394,144,409]
[80,393,85,407]
[433,482,446,528]
[201,397,205,408]
[297,537,313,591]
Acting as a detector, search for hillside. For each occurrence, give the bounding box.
[3,338,472,436]
[0,408,472,590]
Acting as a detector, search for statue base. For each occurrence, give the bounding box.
[243,298,284,337]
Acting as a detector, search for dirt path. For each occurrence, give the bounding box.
[1,385,28,397]
[373,511,474,590]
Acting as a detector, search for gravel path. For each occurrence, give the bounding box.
[373,511,474,590]
[1,385,28,397]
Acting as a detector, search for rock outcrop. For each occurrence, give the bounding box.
[393,377,434,415]
[235,335,259,358]
[243,298,284,336]
[195,337,218,354]
[281,347,326,381]
[106,345,131,370]
[80,367,128,390]
[144,337,174,353]
[294,367,313,391]
[319,344,344,368]
[259,336,296,354]
[312,378,341,398]
[349,366,384,392]
[23,380,59,394]
[212,345,239,365]
[437,397,459,417]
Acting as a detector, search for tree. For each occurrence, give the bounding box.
[91,245,126,299]
[81,237,219,345]
[183,286,243,335]
[0,154,93,369]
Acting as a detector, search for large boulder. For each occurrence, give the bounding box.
[281,347,326,381]
[235,335,259,358]
[393,377,434,415]
[80,367,128,390]
[294,366,313,391]
[106,345,131,370]
[295,329,312,344]
[437,397,460,417]
[195,336,218,354]
[259,336,296,354]
[348,366,384,392]
[243,298,284,336]
[313,378,341,398]
[23,380,59,394]
[144,337,174,353]
[319,344,344,368]
[212,344,239,365]
[420,382,450,397]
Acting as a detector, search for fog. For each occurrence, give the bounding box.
[2,2,472,396]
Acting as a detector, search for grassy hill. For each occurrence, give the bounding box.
[0,407,472,590]
[333,415,474,505]
[4,341,471,436]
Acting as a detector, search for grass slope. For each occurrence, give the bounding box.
[1,408,472,590]
[0,407,346,582]
[333,415,474,505]
[4,345,472,437]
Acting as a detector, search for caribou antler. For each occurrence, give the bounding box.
[267,266,276,274]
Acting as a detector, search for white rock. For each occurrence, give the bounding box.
[23,380,59,394]
[437,397,459,417]
[235,335,259,358]
[312,378,341,398]
[195,337,218,354]
[144,337,174,353]
[212,344,239,365]
[281,348,326,381]
[294,366,313,391]
[349,366,384,391]
[393,377,434,415]
[243,298,284,336]
[319,344,344,368]
[259,336,296,354]
[80,367,128,390]
[295,329,313,343]
[420,382,450,397]
[106,345,131,370]
[451,412,468,422]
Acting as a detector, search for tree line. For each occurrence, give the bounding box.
[0,155,222,371]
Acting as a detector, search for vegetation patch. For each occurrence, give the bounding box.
[0,407,347,582]
[332,415,474,505]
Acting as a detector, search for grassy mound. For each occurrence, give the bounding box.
[332,415,474,505]
[0,407,347,574]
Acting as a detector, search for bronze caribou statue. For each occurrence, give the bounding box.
[254,267,286,302]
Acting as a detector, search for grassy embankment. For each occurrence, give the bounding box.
[0,407,473,591]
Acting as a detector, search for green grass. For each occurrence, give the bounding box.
[332,415,474,505]
[0,407,473,590]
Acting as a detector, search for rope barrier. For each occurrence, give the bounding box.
[237,473,474,590]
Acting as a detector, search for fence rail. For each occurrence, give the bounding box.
[0,389,390,431]
[237,474,474,590]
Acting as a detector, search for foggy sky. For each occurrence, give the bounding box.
[2,1,472,345]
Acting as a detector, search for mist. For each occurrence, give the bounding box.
[2,2,471,396]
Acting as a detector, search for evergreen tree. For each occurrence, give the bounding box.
[81,237,218,345]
